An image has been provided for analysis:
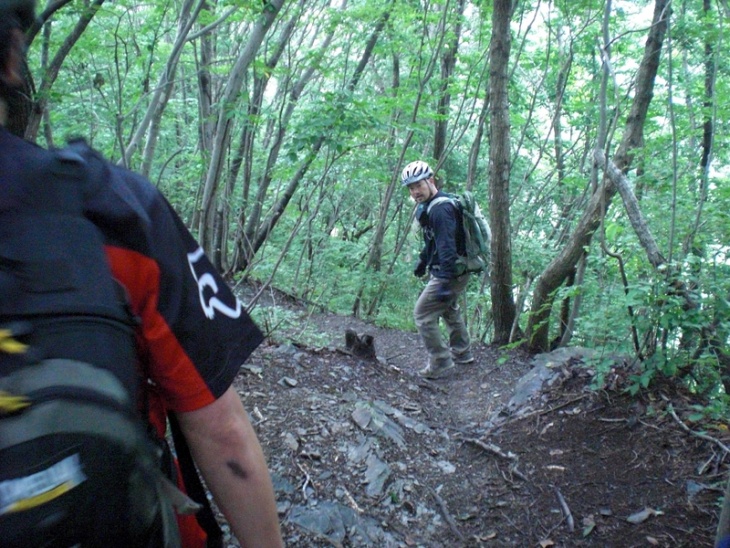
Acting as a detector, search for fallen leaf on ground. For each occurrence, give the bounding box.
[582,514,596,537]
[626,507,664,524]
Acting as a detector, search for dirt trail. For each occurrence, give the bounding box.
[228,300,723,547]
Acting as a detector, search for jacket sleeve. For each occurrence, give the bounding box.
[429,202,461,279]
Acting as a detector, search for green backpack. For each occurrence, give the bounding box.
[427,190,492,274]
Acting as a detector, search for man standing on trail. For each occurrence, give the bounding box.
[401,160,474,379]
[0,2,283,546]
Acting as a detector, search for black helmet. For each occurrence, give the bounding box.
[1,0,37,31]
[401,160,433,186]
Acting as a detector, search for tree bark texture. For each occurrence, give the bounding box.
[488,0,517,345]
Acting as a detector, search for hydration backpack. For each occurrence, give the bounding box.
[0,142,184,547]
[427,191,492,274]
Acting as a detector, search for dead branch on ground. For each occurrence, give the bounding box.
[428,486,465,542]
[554,486,575,532]
[665,401,730,455]
[464,438,517,460]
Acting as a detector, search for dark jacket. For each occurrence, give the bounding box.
[416,191,466,279]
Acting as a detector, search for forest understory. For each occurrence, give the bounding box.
[216,287,726,547]
[13,1,730,545]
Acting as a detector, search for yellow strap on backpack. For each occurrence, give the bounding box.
[0,329,28,354]
[0,391,31,413]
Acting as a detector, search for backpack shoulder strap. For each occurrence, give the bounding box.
[426,195,458,215]
[460,191,476,211]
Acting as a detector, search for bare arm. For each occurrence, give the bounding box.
[176,386,283,548]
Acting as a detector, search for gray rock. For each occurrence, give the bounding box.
[507,347,596,412]
[288,501,397,546]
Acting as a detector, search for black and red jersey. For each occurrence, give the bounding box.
[79,144,264,433]
[1,127,264,547]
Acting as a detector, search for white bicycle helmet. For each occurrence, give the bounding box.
[401,160,433,186]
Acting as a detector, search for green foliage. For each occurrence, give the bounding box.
[686,396,730,424]
[250,305,334,348]
[610,262,730,405]
[498,339,526,354]
[626,366,654,397]
[27,0,730,419]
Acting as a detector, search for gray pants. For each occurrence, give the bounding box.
[414,273,471,368]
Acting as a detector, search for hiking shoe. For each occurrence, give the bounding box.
[419,362,455,379]
[453,352,475,365]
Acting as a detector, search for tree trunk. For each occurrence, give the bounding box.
[24,0,105,142]
[198,0,285,260]
[132,0,205,175]
[433,0,465,163]
[360,0,441,295]
[525,0,671,352]
[226,13,299,274]
[466,92,489,193]
[235,2,393,273]
[488,0,517,345]
[595,150,666,268]
[234,17,337,274]
[190,2,222,232]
